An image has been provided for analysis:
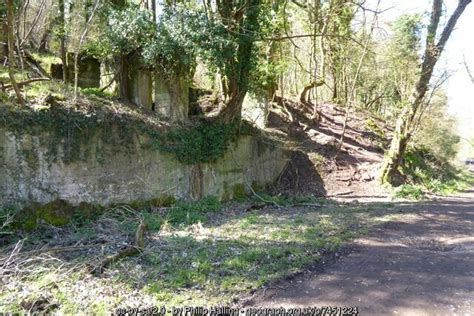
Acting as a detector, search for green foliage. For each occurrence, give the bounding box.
[80,87,113,98]
[412,91,460,161]
[138,196,222,231]
[400,146,462,195]
[386,14,422,105]
[99,5,156,58]
[154,120,240,164]
[0,102,141,165]
[394,184,425,200]
[0,101,263,169]
[359,14,423,116]
[391,14,423,57]
[0,0,22,18]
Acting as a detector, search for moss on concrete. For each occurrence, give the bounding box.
[38,199,75,226]
[11,195,179,231]
[232,183,247,199]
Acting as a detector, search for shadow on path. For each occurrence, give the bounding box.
[246,189,474,315]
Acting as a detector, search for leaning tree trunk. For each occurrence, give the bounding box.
[380,0,472,184]
[379,108,411,184]
[6,0,25,106]
[217,84,247,124]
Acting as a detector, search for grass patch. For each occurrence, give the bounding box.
[394,184,426,200]
[1,197,404,312]
[80,87,114,98]
[30,52,62,72]
[398,146,471,197]
[0,65,29,83]
[426,170,474,195]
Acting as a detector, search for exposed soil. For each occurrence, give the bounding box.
[267,99,391,200]
[245,186,474,315]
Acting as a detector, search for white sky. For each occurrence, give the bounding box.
[366,0,474,158]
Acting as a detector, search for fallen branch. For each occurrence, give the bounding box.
[2,77,50,91]
[327,190,354,197]
[91,220,147,275]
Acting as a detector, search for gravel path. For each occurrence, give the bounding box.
[247,188,474,315]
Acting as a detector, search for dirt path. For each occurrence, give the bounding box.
[246,189,474,315]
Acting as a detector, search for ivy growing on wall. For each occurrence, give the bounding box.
[152,120,240,165]
[0,104,261,166]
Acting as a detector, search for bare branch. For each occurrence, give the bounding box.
[464,55,474,84]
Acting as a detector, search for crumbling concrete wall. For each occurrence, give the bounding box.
[71,55,101,88]
[0,127,288,208]
[48,54,101,87]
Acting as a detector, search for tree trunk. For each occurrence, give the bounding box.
[217,85,247,124]
[58,0,68,82]
[73,0,99,100]
[118,56,131,101]
[379,108,410,184]
[299,80,324,104]
[380,0,472,184]
[1,18,8,58]
[6,0,25,106]
[151,0,157,23]
[215,0,259,123]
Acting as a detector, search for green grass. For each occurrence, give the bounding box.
[80,87,114,98]
[30,52,62,72]
[426,170,474,195]
[395,146,473,199]
[0,198,403,312]
[0,65,29,83]
[394,184,426,200]
[392,169,473,200]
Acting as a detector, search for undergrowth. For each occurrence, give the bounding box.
[396,146,470,199]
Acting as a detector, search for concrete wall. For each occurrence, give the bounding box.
[0,128,288,208]
[242,93,270,129]
[67,54,101,88]
[130,70,153,110]
[155,72,189,122]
